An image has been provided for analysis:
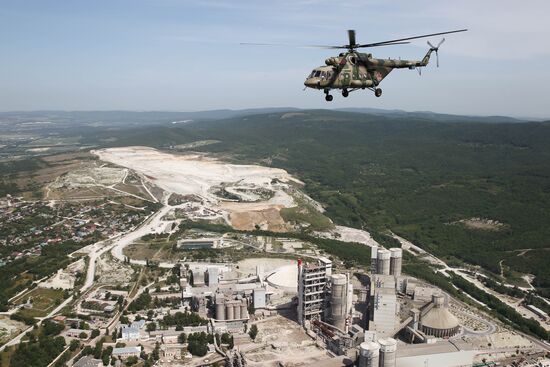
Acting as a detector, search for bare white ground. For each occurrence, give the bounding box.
[92,147,301,209]
[50,164,127,188]
[314,225,378,247]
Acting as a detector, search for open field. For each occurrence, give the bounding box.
[0,317,25,345]
[12,288,65,318]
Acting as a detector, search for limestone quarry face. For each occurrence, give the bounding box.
[92,146,305,231]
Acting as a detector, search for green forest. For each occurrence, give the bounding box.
[83,110,550,294]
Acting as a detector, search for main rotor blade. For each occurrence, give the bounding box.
[240,40,410,50]
[357,28,467,48]
[348,30,356,47]
[363,41,410,47]
[240,42,342,49]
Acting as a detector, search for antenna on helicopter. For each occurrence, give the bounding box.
[427,38,445,67]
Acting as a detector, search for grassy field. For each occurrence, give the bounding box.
[280,195,334,231]
[13,288,65,318]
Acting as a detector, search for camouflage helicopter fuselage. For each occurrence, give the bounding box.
[304,48,434,98]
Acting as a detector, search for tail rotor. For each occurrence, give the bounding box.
[427,37,445,67]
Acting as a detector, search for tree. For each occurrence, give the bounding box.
[146,322,156,332]
[248,324,258,340]
[151,342,160,361]
[178,333,187,343]
[126,356,138,366]
[79,332,88,339]
[91,329,100,338]
[69,339,81,351]
[221,333,231,344]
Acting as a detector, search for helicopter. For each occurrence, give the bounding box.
[243,29,467,101]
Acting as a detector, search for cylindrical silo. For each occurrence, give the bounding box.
[370,246,378,274]
[377,249,391,275]
[389,248,402,276]
[233,304,241,320]
[330,274,348,331]
[378,338,397,367]
[226,304,234,320]
[358,341,379,367]
[216,303,225,320]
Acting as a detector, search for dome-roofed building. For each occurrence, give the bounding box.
[419,294,460,338]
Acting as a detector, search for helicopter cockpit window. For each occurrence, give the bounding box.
[314,71,322,77]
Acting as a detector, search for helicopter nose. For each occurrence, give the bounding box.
[304,78,319,88]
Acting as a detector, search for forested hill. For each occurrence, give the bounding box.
[84,110,550,294]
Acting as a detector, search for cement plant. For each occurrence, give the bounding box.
[2,141,549,367]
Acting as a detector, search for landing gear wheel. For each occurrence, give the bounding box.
[375,88,382,97]
[325,94,333,102]
[342,89,349,98]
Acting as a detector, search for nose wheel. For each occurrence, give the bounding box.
[374,88,382,97]
[324,90,333,102]
[342,89,349,98]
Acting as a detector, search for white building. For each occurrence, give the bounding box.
[253,288,266,310]
[112,346,141,358]
[121,326,139,341]
[206,266,219,286]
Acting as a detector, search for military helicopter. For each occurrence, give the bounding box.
[243,29,467,101]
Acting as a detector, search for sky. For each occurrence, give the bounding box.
[1,0,550,118]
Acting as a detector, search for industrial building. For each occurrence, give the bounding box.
[370,275,398,338]
[400,293,460,343]
[358,341,380,367]
[253,288,266,309]
[378,338,397,367]
[356,338,397,367]
[330,273,353,332]
[370,247,402,276]
[419,294,460,338]
[177,237,221,250]
[389,248,402,277]
[297,257,332,326]
[206,266,219,286]
[214,292,249,321]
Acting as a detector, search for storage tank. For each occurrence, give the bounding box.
[330,274,348,331]
[378,338,397,367]
[370,246,378,274]
[389,248,403,276]
[233,304,241,319]
[420,294,460,338]
[358,341,379,367]
[216,302,225,320]
[226,304,234,320]
[377,249,391,275]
